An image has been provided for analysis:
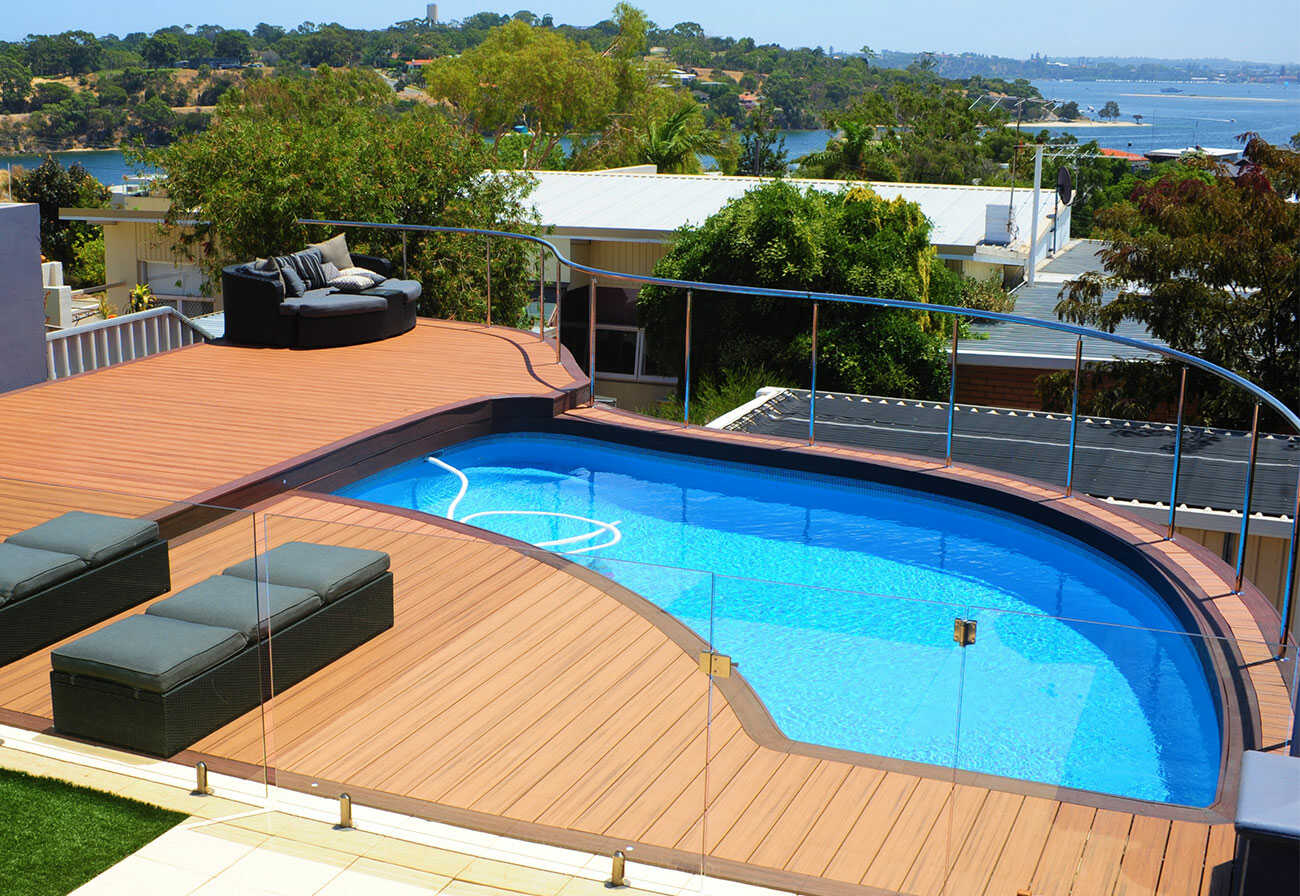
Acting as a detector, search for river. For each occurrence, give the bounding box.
[3,80,1293,185]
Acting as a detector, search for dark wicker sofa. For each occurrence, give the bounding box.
[0,512,170,668]
[221,248,419,349]
[50,542,394,757]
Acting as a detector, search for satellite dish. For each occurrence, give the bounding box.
[1056,167,1074,205]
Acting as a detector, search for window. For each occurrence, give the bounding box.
[593,325,676,384]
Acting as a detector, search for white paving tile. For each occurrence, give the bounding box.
[70,856,211,895]
[198,844,352,896]
[131,825,264,876]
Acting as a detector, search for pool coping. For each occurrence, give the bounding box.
[290,400,1289,825]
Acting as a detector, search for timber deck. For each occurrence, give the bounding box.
[0,320,1291,896]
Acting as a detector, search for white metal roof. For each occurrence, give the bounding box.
[527,170,1043,253]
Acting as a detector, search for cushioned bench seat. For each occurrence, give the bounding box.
[51,542,394,757]
[0,512,170,667]
[146,575,321,641]
[1233,750,1300,894]
[280,291,389,318]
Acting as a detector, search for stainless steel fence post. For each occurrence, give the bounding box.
[588,278,597,408]
[554,261,563,363]
[945,322,958,466]
[484,239,492,327]
[1065,336,1083,496]
[683,289,693,427]
[538,246,546,343]
[1167,367,1188,539]
[1234,403,1261,593]
[1280,464,1299,649]
[808,300,819,447]
[401,231,408,279]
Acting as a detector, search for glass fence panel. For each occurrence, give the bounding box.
[705,573,964,895]
[956,598,1295,895]
[0,476,270,800]
[259,512,714,883]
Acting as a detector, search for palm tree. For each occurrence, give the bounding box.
[636,106,720,174]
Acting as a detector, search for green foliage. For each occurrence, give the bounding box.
[71,231,105,287]
[1099,100,1120,120]
[736,111,788,176]
[127,283,156,312]
[147,67,539,326]
[639,182,954,399]
[635,104,719,173]
[0,54,32,112]
[642,366,787,423]
[1055,137,1299,427]
[0,768,184,896]
[10,157,109,280]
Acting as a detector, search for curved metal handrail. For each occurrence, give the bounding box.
[297,216,1300,651]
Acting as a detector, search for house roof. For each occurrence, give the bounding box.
[528,170,1048,254]
[722,388,1298,528]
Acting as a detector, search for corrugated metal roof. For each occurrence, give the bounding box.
[528,171,1043,251]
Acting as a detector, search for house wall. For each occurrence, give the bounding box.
[102,220,213,314]
[955,362,1048,408]
[0,203,46,392]
[566,239,667,288]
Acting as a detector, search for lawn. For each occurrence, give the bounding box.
[0,767,186,896]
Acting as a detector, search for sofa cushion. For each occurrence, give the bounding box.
[223,542,390,603]
[362,279,422,302]
[0,543,86,605]
[8,512,159,566]
[310,234,353,270]
[290,293,389,318]
[272,255,308,297]
[52,615,246,694]
[291,248,328,289]
[147,574,322,642]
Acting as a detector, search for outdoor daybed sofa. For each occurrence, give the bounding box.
[0,512,169,668]
[50,541,394,757]
[221,234,420,349]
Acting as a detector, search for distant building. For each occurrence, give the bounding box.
[426,3,438,24]
[406,59,435,69]
[1144,146,1242,164]
[738,92,762,110]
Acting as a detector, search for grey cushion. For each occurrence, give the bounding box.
[310,234,353,270]
[290,293,389,318]
[0,543,86,604]
[1236,749,1300,838]
[8,512,159,566]
[272,254,308,297]
[223,542,390,603]
[363,279,421,302]
[147,574,322,642]
[328,272,379,294]
[52,615,246,693]
[290,248,328,289]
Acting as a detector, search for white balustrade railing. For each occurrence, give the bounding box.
[46,307,209,381]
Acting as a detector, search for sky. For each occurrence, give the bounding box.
[4,1,1298,64]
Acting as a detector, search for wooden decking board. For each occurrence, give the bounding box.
[1155,821,1212,896]
[1031,803,1097,896]
[820,771,922,884]
[782,764,888,878]
[0,325,1278,896]
[1070,809,1135,896]
[898,784,990,896]
[1199,826,1235,896]
[860,777,956,892]
[1114,816,1172,896]
[744,761,855,870]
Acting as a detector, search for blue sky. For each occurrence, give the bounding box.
[5,1,1298,64]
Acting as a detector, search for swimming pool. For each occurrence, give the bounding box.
[337,432,1222,805]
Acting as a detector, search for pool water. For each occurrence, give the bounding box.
[338,432,1222,805]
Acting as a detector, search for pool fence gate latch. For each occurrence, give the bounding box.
[193,761,210,795]
[607,849,628,887]
[953,619,977,647]
[336,793,353,829]
[699,652,734,679]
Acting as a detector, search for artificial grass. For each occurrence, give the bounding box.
[0,767,186,896]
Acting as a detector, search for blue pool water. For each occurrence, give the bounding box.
[338,432,1222,805]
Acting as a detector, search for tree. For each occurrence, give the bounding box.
[736,110,788,176]
[1057,101,1080,120]
[131,95,177,144]
[1099,100,1120,120]
[635,104,718,173]
[1054,136,1299,427]
[10,157,109,285]
[639,182,955,399]
[425,19,615,166]
[147,67,538,325]
[141,33,181,68]
[0,53,32,112]
[212,30,252,63]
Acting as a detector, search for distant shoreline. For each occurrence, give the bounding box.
[1017,120,1148,128]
